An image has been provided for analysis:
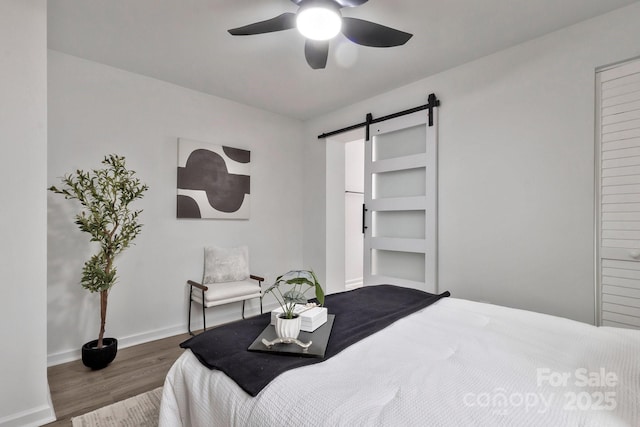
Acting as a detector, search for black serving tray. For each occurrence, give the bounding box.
[247,315,335,358]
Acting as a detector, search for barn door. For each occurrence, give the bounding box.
[363,108,438,292]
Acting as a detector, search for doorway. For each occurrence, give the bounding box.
[345,139,364,289]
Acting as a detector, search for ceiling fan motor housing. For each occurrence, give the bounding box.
[296,0,343,41]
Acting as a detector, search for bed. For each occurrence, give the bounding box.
[159,286,640,426]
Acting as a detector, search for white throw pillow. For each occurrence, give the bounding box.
[203,246,250,284]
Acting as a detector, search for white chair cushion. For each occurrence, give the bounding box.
[203,246,250,283]
[191,280,261,307]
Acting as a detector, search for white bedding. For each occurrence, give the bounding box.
[159,298,640,426]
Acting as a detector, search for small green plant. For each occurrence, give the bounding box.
[49,154,148,348]
[264,270,325,319]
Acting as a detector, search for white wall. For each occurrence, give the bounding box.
[47,51,304,363]
[304,2,640,324]
[0,1,55,426]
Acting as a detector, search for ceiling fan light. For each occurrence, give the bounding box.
[296,6,342,41]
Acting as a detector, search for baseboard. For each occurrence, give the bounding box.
[345,278,363,290]
[47,348,81,367]
[47,323,189,366]
[0,403,56,427]
[47,301,281,366]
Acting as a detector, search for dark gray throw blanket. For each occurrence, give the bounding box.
[181,284,450,396]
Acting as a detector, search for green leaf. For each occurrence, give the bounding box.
[283,290,307,304]
[309,269,325,305]
[48,154,148,334]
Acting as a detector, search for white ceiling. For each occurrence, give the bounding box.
[47,0,639,120]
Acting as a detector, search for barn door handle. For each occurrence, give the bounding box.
[362,204,368,234]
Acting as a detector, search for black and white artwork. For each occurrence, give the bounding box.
[177,138,250,219]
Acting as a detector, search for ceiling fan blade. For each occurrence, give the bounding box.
[334,0,369,7]
[289,0,366,6]
[341,17,412,47]
[305,39,329,69]
[228,13,296,36]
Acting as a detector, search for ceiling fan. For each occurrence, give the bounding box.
[228,0,413,69]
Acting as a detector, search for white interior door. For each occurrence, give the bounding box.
[596,58,640,329]
[363,109,438,292]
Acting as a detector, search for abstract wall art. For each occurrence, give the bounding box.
[177,138,250,219]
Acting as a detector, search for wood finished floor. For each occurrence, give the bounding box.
[45,331,194,426]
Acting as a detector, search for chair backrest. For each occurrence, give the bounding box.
[203,246,250,284]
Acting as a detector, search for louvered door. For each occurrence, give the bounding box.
[597,58,640,329]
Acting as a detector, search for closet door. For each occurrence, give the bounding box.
[597,58,640,329]
[363,109,438,292]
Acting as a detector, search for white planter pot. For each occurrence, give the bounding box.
[275,315,301,341]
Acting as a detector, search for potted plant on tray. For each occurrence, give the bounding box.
[263,270,325,340]
[49,154,148,370]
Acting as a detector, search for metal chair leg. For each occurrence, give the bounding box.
[202,289,206,332]
[242,300,246,319]
[258,278,263,315]
[188,286,194,336]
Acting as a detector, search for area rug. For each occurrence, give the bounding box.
[71,387,162,427]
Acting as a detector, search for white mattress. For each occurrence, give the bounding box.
[159,298,640,426]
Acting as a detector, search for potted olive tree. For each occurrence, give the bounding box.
[49,154,148,369]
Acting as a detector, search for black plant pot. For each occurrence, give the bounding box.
[81,338,118,370]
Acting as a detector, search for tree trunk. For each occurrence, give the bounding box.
[98,290,108,349]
